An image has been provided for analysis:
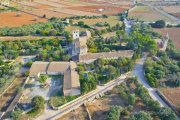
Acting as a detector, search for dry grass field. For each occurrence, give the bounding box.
[161,87,180,113]
[73,16,121,26]
[153,28,180,49]
[0,12,46,28]
[129,6,173,22]
[66,5,129,15]
[160,6,180,19]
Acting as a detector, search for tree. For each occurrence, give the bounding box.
[78,21,85,26]
[107,106,122,120]
[128,94,136,105]
[95,58,106,68]
[153,20,166,28]
[12,108,22,120]
[157,107,177,120]
[129,111,153,120]
[64,31,73,44]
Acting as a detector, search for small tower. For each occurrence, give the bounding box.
[165,32,169,40]
[72,29,79,40]
[66,18,70,24]
[132,0,136,6]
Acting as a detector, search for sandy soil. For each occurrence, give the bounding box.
[153,28,180,49]
[58,105,88,120]
[0,77,25,112]
[0,12,46,28]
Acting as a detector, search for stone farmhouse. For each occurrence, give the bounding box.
[71,29,134,63]
[29,61,81,96]
[72,29,91,57]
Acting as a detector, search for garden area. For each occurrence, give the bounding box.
[0,38,71,61]
[77,53,139,94]
[87,77,177,120]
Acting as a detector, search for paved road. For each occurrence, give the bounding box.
[133,55,168,107]
[37,75,126,120]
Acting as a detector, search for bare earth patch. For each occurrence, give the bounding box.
[0,12,46,28]
[58,105,88,120]
[66,5,128,15]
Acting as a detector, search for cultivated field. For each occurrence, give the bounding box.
[0,12,46,28]
[12,0,130,18]
[80,0,132,6]
[153,28,180,49]
[66,5,129,15]
[160,6,180,19]
[129,6,173,22]
[161,87,180,114]
[73,16,121,26]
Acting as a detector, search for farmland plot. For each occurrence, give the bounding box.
[160,6,180,19]
[153,28,180,49]
[0,12,46,27]
[129,6,173,22]
[66,5,128,15]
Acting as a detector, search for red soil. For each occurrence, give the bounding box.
[0,12,47,28]
[66,5,128,15]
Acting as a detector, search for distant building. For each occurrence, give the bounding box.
[66,18,70,24]
[157,33,169,51]
[29,61,81,96]
[72,30,91,57]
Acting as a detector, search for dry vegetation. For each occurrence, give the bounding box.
[73,16,122,26]
[161,87,180,113]
[153,28,180,49]
[160,6,180,19]
[58,105,88,120]
[66,5,128,15]
[129,6,173,22]
[0,77,25,112]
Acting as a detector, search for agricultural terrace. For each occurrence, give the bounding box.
[0,12,46,28]
[153,28,180,49]
[129,6,173,22]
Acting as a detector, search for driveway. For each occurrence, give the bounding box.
[133,55,167,107]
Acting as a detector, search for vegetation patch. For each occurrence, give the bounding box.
[49,96,76,107]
